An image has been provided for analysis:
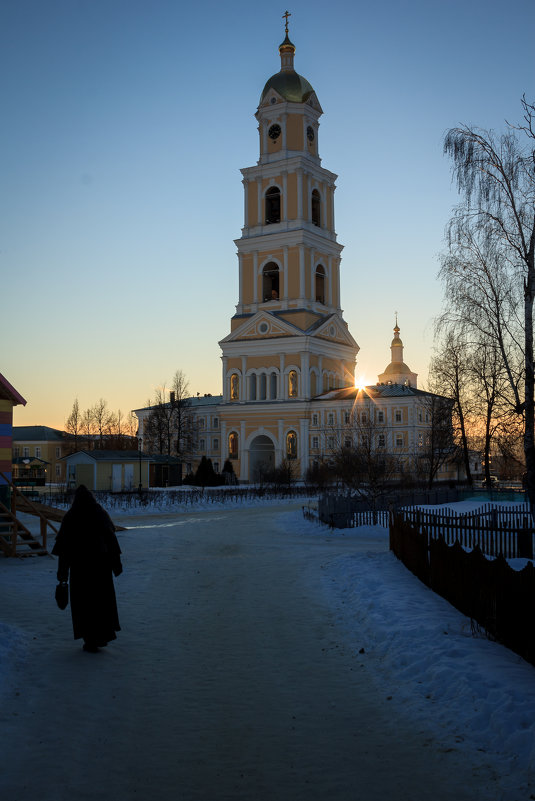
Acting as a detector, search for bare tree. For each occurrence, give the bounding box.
[93,398,113,449]
[143,371,196,463]
[80,407,95,450]
[468,338,510,487]
[169,370,196,460]
[429,331,475,486]
[65,398,81,452]
[414,394,455,489]
[329,402,401,509]
[443,96,535,507]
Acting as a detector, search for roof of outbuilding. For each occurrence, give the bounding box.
[13,456,50,465]
[0,373,26,406]
[61,450,151,462]
[13,425,65,441]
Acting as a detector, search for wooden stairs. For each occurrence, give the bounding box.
[0,471,59,558]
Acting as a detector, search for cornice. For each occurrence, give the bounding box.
[241,156,337,184]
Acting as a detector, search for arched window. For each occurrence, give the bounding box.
[249,374,257,401]
[262,262,280,301]
[315,265,325,304]
[270,372,277,399]
[310,371,317,397]
[265,186,281,224]
[230,373,239,400]
[286,430,297,460]
[228,432,238,459]
[259,373,267,400]
[311,189,321,226]
[288,370,298,398]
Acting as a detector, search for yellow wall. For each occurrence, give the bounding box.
[245,356,281,370]
[76,464,94,488]
[248,182,258,227]
[286,114,303,151]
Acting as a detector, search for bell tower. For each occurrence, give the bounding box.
[218,20,358,480]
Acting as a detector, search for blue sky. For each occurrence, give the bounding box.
[2,0,533,428]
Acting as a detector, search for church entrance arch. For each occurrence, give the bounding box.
[249,435,275,482]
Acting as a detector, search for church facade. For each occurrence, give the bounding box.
[134,27,456,485]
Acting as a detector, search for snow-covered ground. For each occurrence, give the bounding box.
[0,498,534,800]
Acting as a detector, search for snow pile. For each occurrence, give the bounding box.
[278,508,535,797]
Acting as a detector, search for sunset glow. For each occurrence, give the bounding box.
[355,376,368,391]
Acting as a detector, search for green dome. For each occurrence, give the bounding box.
[260,70,315,104]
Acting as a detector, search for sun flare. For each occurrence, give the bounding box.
[355,375,368,391]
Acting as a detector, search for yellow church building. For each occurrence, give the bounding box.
[135,25,455,485]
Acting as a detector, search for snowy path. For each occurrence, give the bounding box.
[0,504,512,800]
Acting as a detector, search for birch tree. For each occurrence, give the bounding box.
[443,97,535,507]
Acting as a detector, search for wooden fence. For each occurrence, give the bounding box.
[390,507,535,665]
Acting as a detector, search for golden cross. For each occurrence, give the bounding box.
[282,10,291,34]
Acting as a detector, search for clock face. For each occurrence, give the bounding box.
[268,124,281,141]
[307,126,315,142]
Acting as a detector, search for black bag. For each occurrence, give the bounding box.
[55,583,68,610]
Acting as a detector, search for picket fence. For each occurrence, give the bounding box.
[390,505,535,665]
[399,503,534,559]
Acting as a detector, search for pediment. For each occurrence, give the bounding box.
[306,93,322,113]
[220,312,299,344]
[312,315,359,348]
[260,88,285,108]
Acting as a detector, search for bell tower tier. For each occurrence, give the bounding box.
[219,24,358,410]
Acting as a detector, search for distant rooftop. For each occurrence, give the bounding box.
[13,425,66,441]
[316,384,444,401]
[133,394,223,414]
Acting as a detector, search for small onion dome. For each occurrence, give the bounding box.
[260,70,315,104]
[383,361,412,375]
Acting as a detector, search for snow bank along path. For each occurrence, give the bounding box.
[0,503,525,800]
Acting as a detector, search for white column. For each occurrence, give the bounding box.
[257,181,262,226]
[337,257,341,310]
[283,246,288,302]
[279,354,286,399]
[282,114,287,150]
[238,252,243,310]
[297,169,303,220]
[253,251,258,304]
[282,172,287,221]
[310,248,315,301]
[241,356,247,401]
[278,419,284,464]
[301,351,310,399]
[299,245,305,303]
[222,357,228,401]
[330,183,335,233]
[328,255,332,307]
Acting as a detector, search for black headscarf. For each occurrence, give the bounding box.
[52,485,120,563]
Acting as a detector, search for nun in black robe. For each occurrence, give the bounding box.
[52,485,123,652]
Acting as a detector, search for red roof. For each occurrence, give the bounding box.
[0,373,27,406]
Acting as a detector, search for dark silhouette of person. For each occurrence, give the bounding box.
[52,484,123,653]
